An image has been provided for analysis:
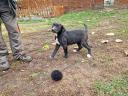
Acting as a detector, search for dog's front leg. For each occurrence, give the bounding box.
[50,44,60,59]
[63,46,68,58]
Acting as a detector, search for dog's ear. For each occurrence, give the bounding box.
[61,25,66,32]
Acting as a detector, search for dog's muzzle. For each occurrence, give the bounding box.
[52,26,59,33]
[52,27,56,32]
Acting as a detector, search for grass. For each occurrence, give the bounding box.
[94,76,128,96]
[2,9,128,35]
[55,10,117,27]
[116,28,128,37]
[115,9,128,37]
[18,9,119,29]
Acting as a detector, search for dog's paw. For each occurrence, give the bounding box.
[49,56,54,59]
[73,49,77,53]
[64,55,68,58]
[87,54,92,59]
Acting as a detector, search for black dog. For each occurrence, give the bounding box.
[50,23,92,59]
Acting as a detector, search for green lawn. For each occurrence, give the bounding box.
[2,9,127,35]
[94,76,128,96]
[18,9,119,28]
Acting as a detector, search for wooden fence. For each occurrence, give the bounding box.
[17,0,64,18]
[114,0,128,8]
[17,0,104,18]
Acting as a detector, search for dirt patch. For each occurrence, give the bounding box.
[0,15,128,96]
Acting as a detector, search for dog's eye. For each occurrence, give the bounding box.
[53,23,60,27]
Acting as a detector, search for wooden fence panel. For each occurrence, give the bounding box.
[17,0,104,18]
[114,0,128,8]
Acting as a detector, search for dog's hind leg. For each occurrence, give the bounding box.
[73,43,83,53]
[77,43,83,51]
[82,42,92,58]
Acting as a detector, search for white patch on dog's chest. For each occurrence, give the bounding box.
[55,38,60,45]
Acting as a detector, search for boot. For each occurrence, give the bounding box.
[14,53,32,62]
[0,56,10,71]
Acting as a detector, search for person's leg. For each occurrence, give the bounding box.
[1,11,32,62]
[0,20,8,55]
[0,20,10,71]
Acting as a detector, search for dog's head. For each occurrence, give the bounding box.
[51,23,65,34]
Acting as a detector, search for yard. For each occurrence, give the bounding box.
[0,8,128,96]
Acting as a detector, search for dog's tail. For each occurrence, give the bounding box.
[83,24,88,32]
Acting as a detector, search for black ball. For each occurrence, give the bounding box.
[51,70,63,81]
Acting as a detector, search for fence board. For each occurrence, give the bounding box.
[17,0,104,18]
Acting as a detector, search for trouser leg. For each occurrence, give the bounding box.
[0,20,10,71]
[1,11,32,63]
[0,21,8,56]
[1,11,23,58]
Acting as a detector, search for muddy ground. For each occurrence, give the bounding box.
[0,10,128,96]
